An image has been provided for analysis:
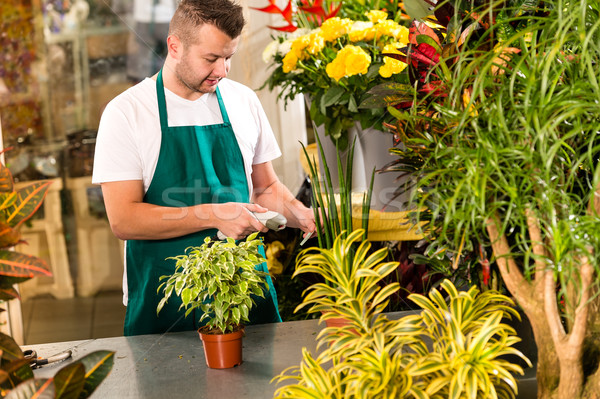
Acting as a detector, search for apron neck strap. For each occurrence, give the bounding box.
[156,69,169,129]
[156,69,230,127]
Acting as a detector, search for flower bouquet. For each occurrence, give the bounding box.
[255,1,411,148]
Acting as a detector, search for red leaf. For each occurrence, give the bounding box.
[325,2,342,18]
[250,4,282,14]
[0,251,51,278]
[281,0,294,23]
[409,21,441,46]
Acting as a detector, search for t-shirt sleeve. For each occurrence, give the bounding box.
[92,97,143,184]
[251,94,282,165]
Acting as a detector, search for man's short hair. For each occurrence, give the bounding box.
[169,0,245,45]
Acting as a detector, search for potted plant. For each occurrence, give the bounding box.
[157,233,271,369]
[275,230,530,397]
[293,229,398,333]
[0,155,115,397]
[371,0,600,396]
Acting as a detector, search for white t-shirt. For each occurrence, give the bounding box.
[92,77,282,194]
[92,77,282,305]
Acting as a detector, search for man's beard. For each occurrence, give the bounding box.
[174,61,217,94]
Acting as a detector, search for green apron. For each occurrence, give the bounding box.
[123,70,281,336]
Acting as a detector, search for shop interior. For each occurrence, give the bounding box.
[1,0,308,345]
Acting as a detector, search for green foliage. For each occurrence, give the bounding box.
[404,0,600,300]
[157,233,270,333]
[293,229,399,333]
[274,272,529,398]
[0,335,114,399]
[301,133,374,250]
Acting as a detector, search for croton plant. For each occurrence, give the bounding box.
[0,153,115,397]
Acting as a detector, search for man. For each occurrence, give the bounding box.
[92,0,315,336]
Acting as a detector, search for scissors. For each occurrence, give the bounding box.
[23,349,72,369]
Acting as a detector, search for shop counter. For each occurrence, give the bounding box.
[26,313,536,398]
[27,318,322,398]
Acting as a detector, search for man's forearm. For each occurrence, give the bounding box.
[106,202,216,241]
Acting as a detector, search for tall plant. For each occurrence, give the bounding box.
[301,132,374,250]
[378,0,600,397]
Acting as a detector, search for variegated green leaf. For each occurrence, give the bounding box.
[5,181,52,228]
[78,350,115,398]
[0,251,51,279]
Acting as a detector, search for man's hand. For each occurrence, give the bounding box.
[211,202,269,240]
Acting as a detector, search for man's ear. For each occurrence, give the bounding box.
[167,35,182,60]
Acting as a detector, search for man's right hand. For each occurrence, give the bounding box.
[210,202,270,240]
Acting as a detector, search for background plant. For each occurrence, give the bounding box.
[257,2,411,147]
[157,233,270,334]
[0,156,114,398]
[372,0,600,396]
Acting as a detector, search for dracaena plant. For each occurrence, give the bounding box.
[372,0,600,396]
[157,233,270,334]
[274,278,529,398]
[293,229,399,336]
[0,156,115,397]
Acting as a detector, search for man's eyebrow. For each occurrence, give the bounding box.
[205,50,237,59]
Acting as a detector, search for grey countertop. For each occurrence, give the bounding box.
[26,311,537,398]
[27,318,322,398]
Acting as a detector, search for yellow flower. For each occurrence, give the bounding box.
[375,20,405,40]
[366,10,388,23]
[345,48,371,76]
[326,45,371,81]
[307,32,325,54]
[282,51,299,73]
[378,43,407,77]
[326,59,346,81]
[320,17,353,42]
[348,21,373,42]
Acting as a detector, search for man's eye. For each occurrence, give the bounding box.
[206,58,218,63]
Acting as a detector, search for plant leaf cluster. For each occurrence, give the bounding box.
[275,230,529,398]
[157,233,270,333]
[0,155,115,398]
[0,159,52,302]
[0,341,115,399]
[301,132,374,250]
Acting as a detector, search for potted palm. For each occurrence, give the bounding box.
[0,155,115,396]
[157,233,271,369]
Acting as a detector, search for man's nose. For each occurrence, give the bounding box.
[213,58,229,78]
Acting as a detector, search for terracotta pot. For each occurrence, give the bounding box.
[198,327,244,369]
[324,316,353,329]
[321,312,358,335]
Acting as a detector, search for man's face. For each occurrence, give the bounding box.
[175,24,240,94]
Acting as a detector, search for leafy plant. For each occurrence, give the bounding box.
[274,272,529,398]
[157,233,270,333]
[293,229,399,333]
[371,0,600,396]
[301,132,374,250]
[0,156,115,398]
